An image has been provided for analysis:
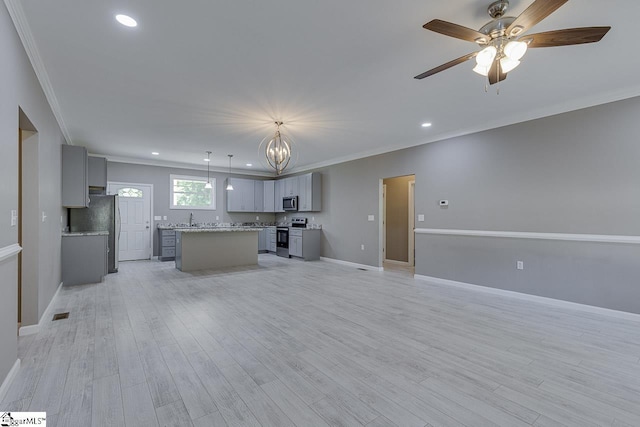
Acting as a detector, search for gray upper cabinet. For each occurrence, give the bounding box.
[227,173,321,213]
[284,176,299,196]
[227,178,257,212]
[263,180,275,212]
[62,144,89,208]
[253,181,264,212]
[298,172,322,212]
[88,156,107,189]
[274,179,284,212]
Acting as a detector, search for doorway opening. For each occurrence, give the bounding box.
[380,174,415,274]
[18,108,39,334]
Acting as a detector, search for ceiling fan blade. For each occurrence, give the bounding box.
[522,27,611,48]
[424,19,490,45]
[488,61,507,85]
[506,0,568,38]
[414,52,478,80]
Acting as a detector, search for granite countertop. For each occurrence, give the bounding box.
[175,227,264,233]
[62,231,109,237]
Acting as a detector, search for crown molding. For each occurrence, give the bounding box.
[103,155,276,178]
[5,0,73,144]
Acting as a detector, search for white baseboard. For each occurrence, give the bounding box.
[0,359,21,403]
[383,259,411,266]
[18,324,39,337]
[415,274,640,322]
[19,281,63,337]
[320,257,383,272]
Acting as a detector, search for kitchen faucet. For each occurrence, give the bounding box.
[189,212,194,226]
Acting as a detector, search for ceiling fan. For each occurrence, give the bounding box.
[414,0,611,85]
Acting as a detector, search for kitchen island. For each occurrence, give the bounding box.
[175,228,263,272]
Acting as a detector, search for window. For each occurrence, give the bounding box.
[117,187,143,198]
[170,174,216,210]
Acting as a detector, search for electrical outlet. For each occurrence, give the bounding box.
[42,211,47,222]
[361,244,365,250]
[10,210,17,226]
[311,217,315,222]
[216,216,219,220]
[517,261,524,270]
[163,216,167,220]
[367,215,374,221]
[256,216,259,220]
[418,214,425,222]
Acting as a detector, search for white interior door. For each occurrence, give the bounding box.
[107,183,152,261]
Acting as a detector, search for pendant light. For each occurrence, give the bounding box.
[260,121,295,175]
[226,154,234,191]
[204,151,212,189]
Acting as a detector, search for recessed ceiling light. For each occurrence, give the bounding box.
[115,14,137,27]
[204,158,211,162]
[151,152,159,155]
[421,122,432,128]
[246,163,252,167]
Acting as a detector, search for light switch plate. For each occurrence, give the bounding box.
[11,210,17,226]
[216,216,220,221]
[154,216,162,221]
[418,214,425,222]
[163,216,167,220]
[367,215,375,221]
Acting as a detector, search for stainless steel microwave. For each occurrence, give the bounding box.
[283,196,298,211]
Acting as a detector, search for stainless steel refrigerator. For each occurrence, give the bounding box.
[69,195,121,273]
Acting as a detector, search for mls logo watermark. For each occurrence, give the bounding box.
[0,412,46,426]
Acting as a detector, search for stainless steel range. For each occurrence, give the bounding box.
[276,217,307,258]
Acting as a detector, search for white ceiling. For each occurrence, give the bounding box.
[10,0,640,175]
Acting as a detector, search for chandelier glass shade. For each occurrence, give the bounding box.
[261,121,295,175]
[472,39,528,77]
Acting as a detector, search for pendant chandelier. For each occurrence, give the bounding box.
[204,151,212,189]
[261,121,295,175]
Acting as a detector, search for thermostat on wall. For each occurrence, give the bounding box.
[439,200,449,206]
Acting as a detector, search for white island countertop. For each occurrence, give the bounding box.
[174,227,263,233]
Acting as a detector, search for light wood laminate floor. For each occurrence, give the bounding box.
[3,254,640,426]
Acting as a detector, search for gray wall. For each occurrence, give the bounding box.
[107,162,276,256]
[1,2,65,389]
[383,175,413,263]
[278,96,640,313]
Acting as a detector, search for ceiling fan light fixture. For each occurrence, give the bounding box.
[500,56,521,73]
[473,64,491,76]
[476,46,497,67]
[504,40,528,60]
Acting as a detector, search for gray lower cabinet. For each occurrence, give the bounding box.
[289,228,321,260]
[158,229,176,261]
[267,227,276,252]
[258,228,268,253]
[62,234,108,285]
